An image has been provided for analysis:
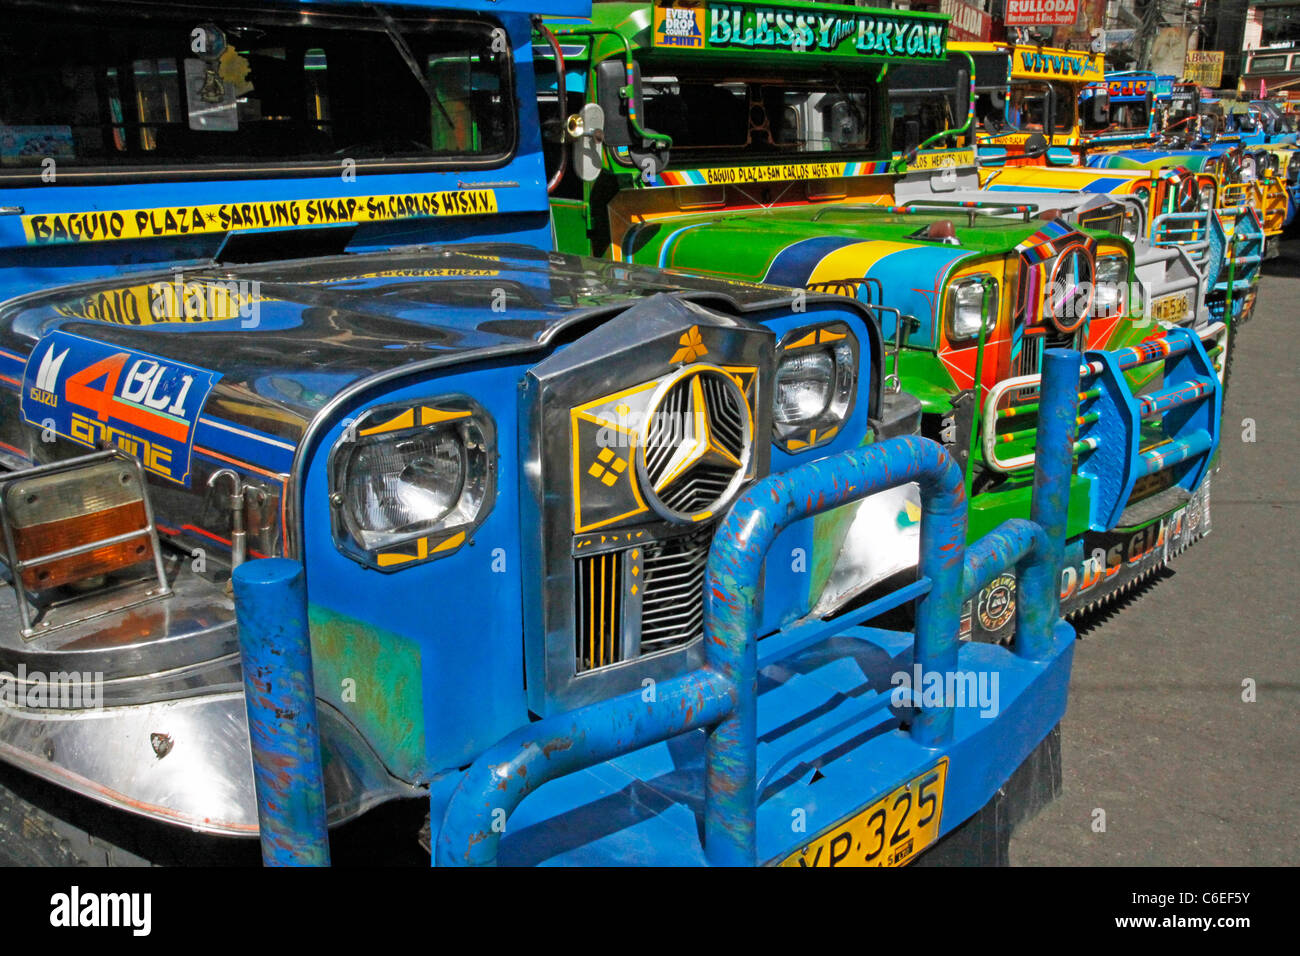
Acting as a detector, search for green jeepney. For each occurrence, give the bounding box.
[536,0,1223,638]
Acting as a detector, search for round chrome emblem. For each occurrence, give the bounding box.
[637,365,752,524]
[1046,244,1094,334]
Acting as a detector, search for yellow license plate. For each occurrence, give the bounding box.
[779,758,948,867]
[1152,295,1190,322]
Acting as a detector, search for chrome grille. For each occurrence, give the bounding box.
[1013,252,1080,385]
[575,549,626,673]
[638,529,711,654]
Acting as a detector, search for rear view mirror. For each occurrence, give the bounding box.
[903,119,921,155]
[595,59,637,148]
[1090,91,1110,127]
[951,68,971,131]
[1044,85,1058,134]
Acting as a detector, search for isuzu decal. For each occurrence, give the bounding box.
[21,190,500,245]
[21,331,221,485]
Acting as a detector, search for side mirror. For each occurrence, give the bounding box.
[903,119,921,156]
[1044,84,1059,134]
[1023,131,1050,159]
[1090,91,1110,127]
[595,58,641,149]
[569,103,606,183]
[951,68,971,131]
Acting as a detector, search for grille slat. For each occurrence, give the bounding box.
[575,549,624,674]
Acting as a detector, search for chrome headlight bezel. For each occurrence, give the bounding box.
[1197,181,1217,212]
[1121,204,1143,242]
[945,275,998,344]
[1094,255,1127,318]
[772,321,859,455]
[327,395,496,571]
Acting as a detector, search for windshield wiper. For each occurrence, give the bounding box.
[368,2,453,128]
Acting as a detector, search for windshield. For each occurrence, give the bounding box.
[887,56,969,148]
[1008,82,1075,134]
[0,0,514,178]
[1085,100,1149,133]
[640,73,876,159]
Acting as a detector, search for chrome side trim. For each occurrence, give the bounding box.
[0,694,418,836]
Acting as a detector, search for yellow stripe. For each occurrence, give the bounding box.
[360,408,416,437]
[806,241,921,289]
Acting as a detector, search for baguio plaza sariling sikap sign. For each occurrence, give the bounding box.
[653,1,948,61]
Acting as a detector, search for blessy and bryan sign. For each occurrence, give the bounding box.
[653,2,947,60]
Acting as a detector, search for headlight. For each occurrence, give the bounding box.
[329,396,495,569]
[1094,256,1126,317]
[772,321,858,454]
[946,276,997,342]
[774,351,834,424]
[1198,183,1216,211]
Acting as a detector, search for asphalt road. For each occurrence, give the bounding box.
[1009,237,1300,866]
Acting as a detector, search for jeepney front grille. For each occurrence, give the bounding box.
[638,528,710,655]
[573,528,712,674]
[576,548,627,673]
[1013,252,1081,384]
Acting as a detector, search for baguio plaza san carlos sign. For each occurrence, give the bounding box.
[654,2,948,60]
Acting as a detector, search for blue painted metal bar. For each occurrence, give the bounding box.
[232,558,330,867]
[756,576,933,669]
[962,518,1049,601]
[702,436,967,865]
[1021,349,1078,661]
[1137,429,1214,478]
[434,669,736,866]
[1138,378,1215,418]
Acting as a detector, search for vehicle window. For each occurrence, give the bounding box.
[1248,54,1289,74]
[1009,82,1075,134]
[889,94,956,149]
[641,74,874,157]
[0,0,513,173]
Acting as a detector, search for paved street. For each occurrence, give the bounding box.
[1010,237,1300,866]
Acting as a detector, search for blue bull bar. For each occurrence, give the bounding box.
[234,351,1086,866]
[1154,203,1263,323]
[981,325,1221,532]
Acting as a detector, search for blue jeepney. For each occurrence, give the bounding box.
[0,0,1207,867]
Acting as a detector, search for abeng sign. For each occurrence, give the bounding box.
[1004,0,1079,26]
[941,0,992,42]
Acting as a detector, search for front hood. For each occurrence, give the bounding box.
[0,244,799,472]
[622,206,1050,345]
[1086,150,1226,172]
[981,164,1152,194]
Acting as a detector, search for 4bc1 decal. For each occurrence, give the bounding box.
[21,331,220,485]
